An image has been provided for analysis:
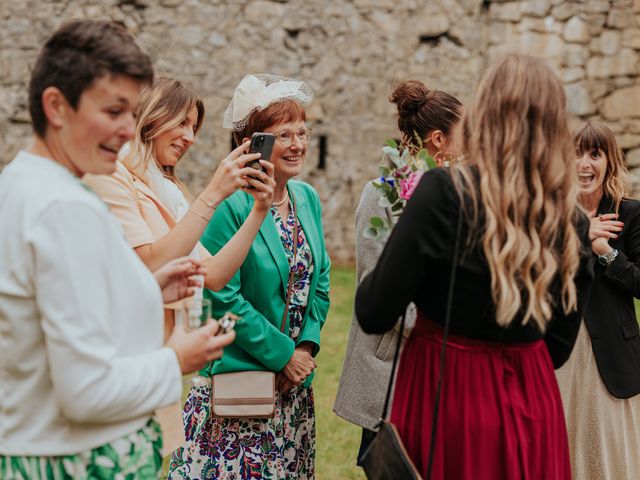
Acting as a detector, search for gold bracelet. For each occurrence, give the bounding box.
[196,196,217,210]
[189,208,211,223]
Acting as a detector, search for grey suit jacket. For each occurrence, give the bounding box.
[333,181,416,431]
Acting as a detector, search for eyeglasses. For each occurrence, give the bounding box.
[274,128,312,147]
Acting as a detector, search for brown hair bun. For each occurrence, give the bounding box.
[390,80,431,116]
[389,80,462,146]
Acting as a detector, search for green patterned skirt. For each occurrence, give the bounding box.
[0,419,162,480]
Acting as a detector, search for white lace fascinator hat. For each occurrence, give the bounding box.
[223,74,313,131]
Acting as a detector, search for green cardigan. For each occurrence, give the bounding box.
[201,180,331,387]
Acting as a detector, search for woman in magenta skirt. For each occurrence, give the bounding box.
[356,54,595,479]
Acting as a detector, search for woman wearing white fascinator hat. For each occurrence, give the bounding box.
[223,73,313,130]
[168,74,331,479]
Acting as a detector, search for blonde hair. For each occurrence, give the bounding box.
[453,55,582,331]
[122,77,205,192]
[575,122,629,214]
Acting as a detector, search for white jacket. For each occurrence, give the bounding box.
[0,151,181,455]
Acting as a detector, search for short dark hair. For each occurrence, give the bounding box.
[28,20,154,137]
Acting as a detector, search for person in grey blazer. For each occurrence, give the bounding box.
[333,80,463,464]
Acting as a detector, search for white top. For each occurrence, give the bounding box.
[0,151,182,456]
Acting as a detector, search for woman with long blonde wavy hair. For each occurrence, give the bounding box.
[84,77,276,454]
[556,122,640,479]
[356,54,594,479]
[86,77,276,311]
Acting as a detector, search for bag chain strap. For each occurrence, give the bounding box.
[279,193,299,333]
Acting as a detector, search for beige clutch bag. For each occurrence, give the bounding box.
[212,200,300,420]
[212,371,276,418]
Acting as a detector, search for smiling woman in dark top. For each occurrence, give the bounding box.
[355,55,594,479]
[556,122,640,479]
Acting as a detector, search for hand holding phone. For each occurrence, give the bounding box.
[246,132,275,172]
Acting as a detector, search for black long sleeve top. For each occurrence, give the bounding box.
[355,168,594,368]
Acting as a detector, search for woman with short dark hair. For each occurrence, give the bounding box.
[0,20,234,477]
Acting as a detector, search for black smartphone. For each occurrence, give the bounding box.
[246,132,275,172]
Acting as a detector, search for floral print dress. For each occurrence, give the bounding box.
[0,420,162,479]
[169,200,316,480]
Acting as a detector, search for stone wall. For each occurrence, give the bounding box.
[1,0,639,263]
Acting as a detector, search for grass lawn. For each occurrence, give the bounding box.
[314,265,364,479]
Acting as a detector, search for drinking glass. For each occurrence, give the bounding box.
[175,297,211,387]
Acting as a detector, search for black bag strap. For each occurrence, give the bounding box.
[425,208,463,478]
[380,311,404,421]
[379,208,463,478]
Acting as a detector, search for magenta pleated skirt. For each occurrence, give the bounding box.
[390,312,571,479]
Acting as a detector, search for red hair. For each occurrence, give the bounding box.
[234,100,306,144]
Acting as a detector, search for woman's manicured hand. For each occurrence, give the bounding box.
[167,320,236,374]
[201,141,264,206]
[589,211,623,241]
[588,210,623,256]
[154,257,205,304]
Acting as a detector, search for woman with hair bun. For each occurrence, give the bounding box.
[556,122,640,479]
[389,80,463,162]
[334,80,463,466]
[356,55,594,478]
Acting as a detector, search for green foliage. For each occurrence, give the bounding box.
[363,215,394,240]
[369,140,441,239]
[362,227,378,239]
[417,148,437,169]
[315,266,364,479]
[391,201,403,212]
[370,216,384,229]
[388,187,399,204]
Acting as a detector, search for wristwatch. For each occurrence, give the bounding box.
[597,248,619,266]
